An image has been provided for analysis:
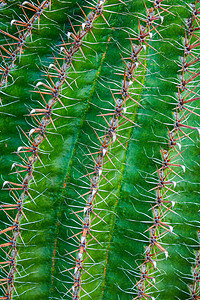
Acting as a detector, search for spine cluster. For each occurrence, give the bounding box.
[188,232,200,299]
[183,4,200,298]
[133,1,200,299]
[0,1,6,9]
[174,9,200,300]
[65,1,168,299]
[133,152,180,299]
[0,1,108,298]
[0,0,50,104]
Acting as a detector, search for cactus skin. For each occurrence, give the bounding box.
[0,0,200,300]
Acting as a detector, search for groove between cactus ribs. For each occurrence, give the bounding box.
[0,0,51,105]
[130,1,200,299]
[0,1,110,298]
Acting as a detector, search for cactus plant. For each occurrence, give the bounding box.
[0,0,200,299]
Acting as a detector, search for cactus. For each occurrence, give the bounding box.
[0,0,200,299]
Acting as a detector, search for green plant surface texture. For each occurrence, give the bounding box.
[0,0,200,300]
[103,2,200,300]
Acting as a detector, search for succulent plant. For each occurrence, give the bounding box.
[0,0,200,299]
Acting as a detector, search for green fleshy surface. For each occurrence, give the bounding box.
[0,0,200,299]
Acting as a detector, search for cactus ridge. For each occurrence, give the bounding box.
[61,1,174,300]
[0,0,112,298]
[128,1,200,299]
[65,41,142,300]
[110,2,178,299]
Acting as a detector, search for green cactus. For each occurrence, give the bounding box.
[0,0,200,299]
